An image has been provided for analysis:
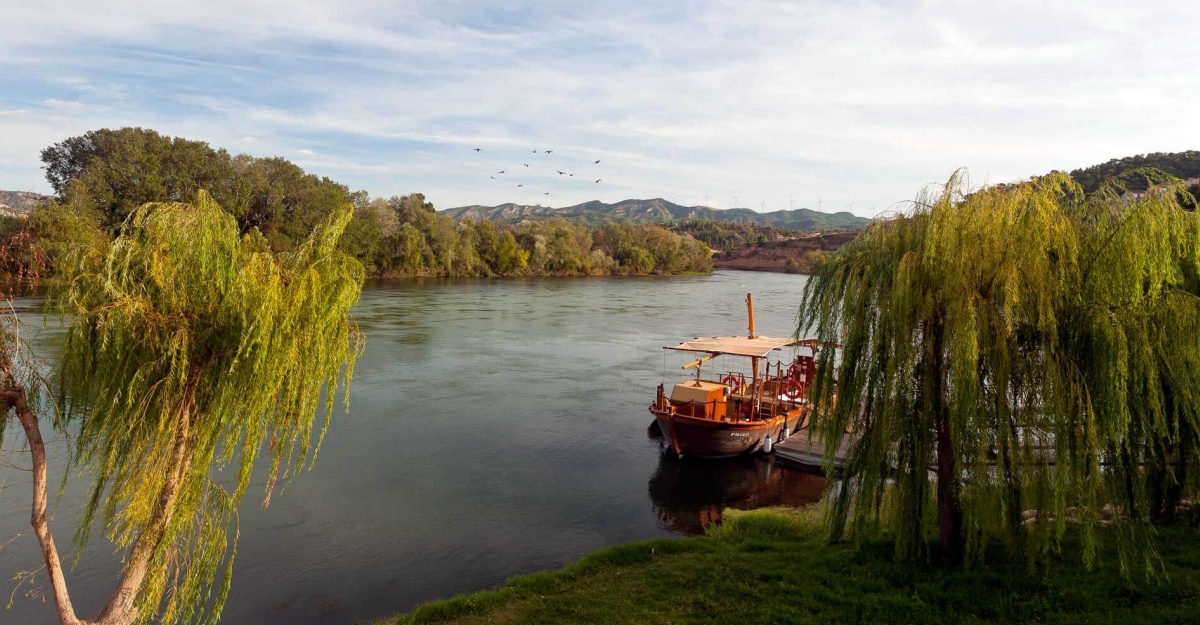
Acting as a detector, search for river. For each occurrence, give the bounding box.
[1,270,827,624]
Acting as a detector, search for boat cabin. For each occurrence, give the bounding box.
[659,334,820,425]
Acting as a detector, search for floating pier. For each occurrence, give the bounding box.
[773,428,853,473]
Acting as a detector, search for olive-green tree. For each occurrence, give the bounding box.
[1,190,364,625]
[800,171,1200,575]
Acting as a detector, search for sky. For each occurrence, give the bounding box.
[1,0,1198,217]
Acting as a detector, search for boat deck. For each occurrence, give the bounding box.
[773,428,854,473]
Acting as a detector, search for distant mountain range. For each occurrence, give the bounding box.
[0,190,49,218]
[442,198,870,230]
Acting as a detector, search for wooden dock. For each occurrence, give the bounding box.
[774,429,853,473]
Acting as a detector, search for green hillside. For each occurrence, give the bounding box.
[1069,151,1200,193]
[443,198,869,230]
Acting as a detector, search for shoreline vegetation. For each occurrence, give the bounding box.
[381,507,1200,625]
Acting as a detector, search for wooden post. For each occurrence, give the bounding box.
[746,292,756,339]
[747,293,760,417]
[751,355,760,419]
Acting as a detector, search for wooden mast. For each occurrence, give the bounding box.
[746,293,756,339]
[747,293,760,418]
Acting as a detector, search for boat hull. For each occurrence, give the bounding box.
[651,409,806,458]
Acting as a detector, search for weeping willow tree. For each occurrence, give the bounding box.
[800,170,1200,574]
[1,190,364,625]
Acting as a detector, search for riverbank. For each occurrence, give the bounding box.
[712,230,858,274]
[371,268,714,279]
[383,508,1200,624]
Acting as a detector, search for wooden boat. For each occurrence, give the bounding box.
[649,293,827,459]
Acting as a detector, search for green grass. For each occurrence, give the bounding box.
[381,507,1200,624]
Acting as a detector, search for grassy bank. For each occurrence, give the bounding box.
[383,508,1200,624]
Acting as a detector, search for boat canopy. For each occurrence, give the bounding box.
[665,336,800,359]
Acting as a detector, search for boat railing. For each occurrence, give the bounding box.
[654,378,805,424]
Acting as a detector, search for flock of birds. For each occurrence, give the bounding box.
[469,147,872,215]
[472,147,603,200]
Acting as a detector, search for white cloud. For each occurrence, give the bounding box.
[2,0,1198,215]
[42,99,85,111]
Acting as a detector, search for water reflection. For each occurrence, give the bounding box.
[647,452,828,534]
[3,270,819,625]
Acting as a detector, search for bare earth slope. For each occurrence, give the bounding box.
[713,231,859,273]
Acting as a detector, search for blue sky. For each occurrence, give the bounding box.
[2,0,1198,216]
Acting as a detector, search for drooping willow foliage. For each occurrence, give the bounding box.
[53,190,364,624]
[800,170,1200,576]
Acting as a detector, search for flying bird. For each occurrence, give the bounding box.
[523,163,530,167]
[497,170,505,174]
[595,179,602,183]
[594,160,600,164]
[569,174,575,177]
[557,170,565,175]
[544,192,550,195]
[473,148,482,152]
[545,150,553,154]
[518,184,524,188]
[490,176,495,179]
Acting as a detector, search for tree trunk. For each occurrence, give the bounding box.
[7,386,85,625]
[930,318,963,558]
[94,364,200,624]
[5,360,202,625]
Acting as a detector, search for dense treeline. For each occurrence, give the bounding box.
[9,128,711,278]
[1069,150,1200,193]
[356,194,711,276]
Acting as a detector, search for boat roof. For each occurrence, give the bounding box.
[665,335,801,358]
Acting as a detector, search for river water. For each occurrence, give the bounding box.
[1,270,827,624]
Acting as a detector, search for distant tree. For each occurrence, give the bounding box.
[801,171,1200,574]
[393,222,427,275]
[26,189,108,273]
[338,204,387,273]
[624,246,655,274]
[798,249,827,273]
[494,231,526,274]
[475,219,501,272]
[40,128,237,228]
[544,220,585,273]
[452,221,483,276]
[2,191,363,625]
[37,129,363,261]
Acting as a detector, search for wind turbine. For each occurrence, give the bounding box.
[733,194,740,209]
[789,196,794,211]
[846,202,854,212]
[704,194,712,207]
[759,200,765,213]
[817,195,823,211]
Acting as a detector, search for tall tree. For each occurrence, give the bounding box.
[2,191,364,625]
[40,128,237,228]
[800,171,1200,573]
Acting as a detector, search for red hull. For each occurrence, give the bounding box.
[651,408,806,458]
